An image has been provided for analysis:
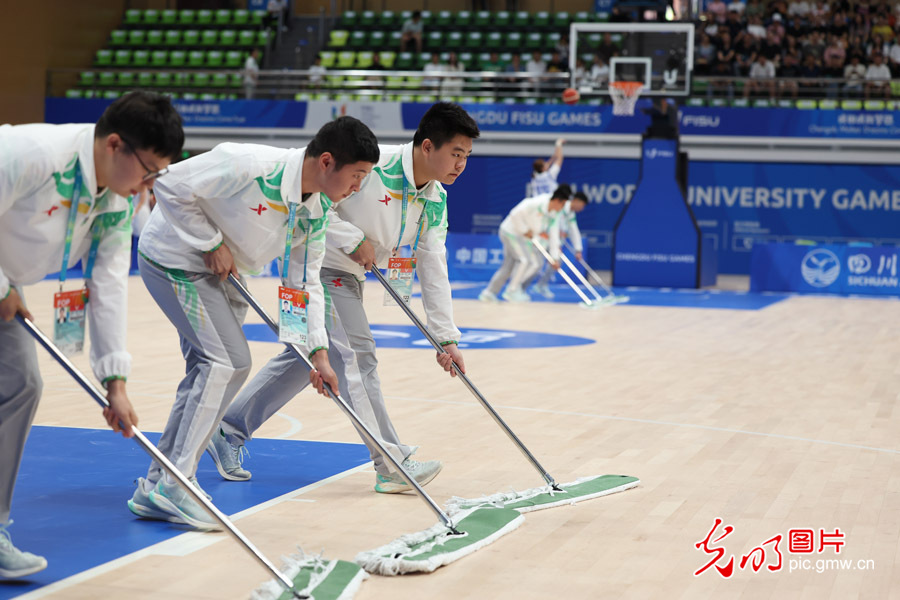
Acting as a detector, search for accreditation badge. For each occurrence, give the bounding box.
[383,257,416,306]
[53,289,89,355]
[278,286,309,345]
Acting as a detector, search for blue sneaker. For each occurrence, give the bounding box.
[149,479,221,531]
[375,457,443,494]
[0,521,47,579]
[206,428,251,481]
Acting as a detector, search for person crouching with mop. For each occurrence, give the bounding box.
[0,91,182,577]
[129,117,379,529]
[479,184,570,303]
[528,189,587,299]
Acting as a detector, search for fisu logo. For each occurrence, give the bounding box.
[801,249,841,287]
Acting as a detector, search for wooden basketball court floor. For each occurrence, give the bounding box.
[9,274,900,599]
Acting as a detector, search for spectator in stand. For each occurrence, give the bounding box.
[590,55,610,86]
[573,58,587,87]
[546,51,566,93]
[526,50,547,95]
[401,11,424,54]
[760,30,782,60]
[871,16,894,41]
[505,54,526,95]
[799,53,823,96]
[768,13,786,44]
[744,53,776,99]
[442,52,465,95]
[747,15,767,39]
[597,33,620,64]
[888,33,900,75]
[745,0,766,20]
[867,34,890,59]
[712,32,736,97]
[843,54,866,96]
[865,53,892,99]
[708,0,728,23]
[725,10,745,40]
[694,32,717,75]
[788,0,811,20]
[423,53,444,91]
[555,34,570,64]
[847,34,866,60]
[802,30,827,62]
[851,14,871,41]
[307,55,326,90]
[482,52,506,72]
[779,48,802,99]
[734,35,760,75]
[365,53,385,93]
[243,48,261,99]
[830,11,850,37]
[727,0,746,14]
[822,36,846,97]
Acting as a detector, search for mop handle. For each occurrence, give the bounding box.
[563,239,615,296]
[15,314,305,599]
[370,268,558,489]
[532,241,594,306]
[226,275,457,532]
[558,252,603,302]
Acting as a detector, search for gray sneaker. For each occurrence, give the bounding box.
[128,477,181,523]
[0,521,48,579]
[206,428,251,481]
[149,479,221,531]
[374,457,443,494]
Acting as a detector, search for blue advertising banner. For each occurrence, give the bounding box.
[445,233,506,281]
[750,242,900,296]
[45,98,307,128]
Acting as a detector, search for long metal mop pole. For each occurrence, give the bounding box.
[558,252,603,302]
[16,315,307,599]
[564,239,616,296]
[532,241,594,306]
[227,275,459,533]
[370,268,559,489]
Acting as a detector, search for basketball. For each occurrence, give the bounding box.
[562,88,580,105]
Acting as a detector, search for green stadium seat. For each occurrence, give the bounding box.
[207,50,223,67]
[127,30,145,46]
[233,10,249,26]
[505,32,522,48]
[466,32,483,48]
[389,30,402,47]
[416,53,431,69]
[404,76,423,89]
[220,30,237,46]
[474,11,491,26]
[169,50,186,67]
[161,9,177,25]
[357,51,374,68]
[379,51,396,68]
[864,100,886,110]
[486,32,502,48]
[199,93,216,100]
[110,30,126,46]
[188,51,205,67]
[416,94,437,102]
[173,72,191,87]
[385,75,405,89]
[574,11,591,22]
[95,50,112,66]
[153,72,172,87]
[546,32,561,47]
[197,10,213,26]
[325,75,344,89]
[337,51,356,68]
[178,10,195,25]
[238,30,255,46]
[192,72,211,87]
[420,10,433,24]
[137,71,154,87]
[150,50,167,67]
[525,33,542,49]
[730,98,750,107]
[225,50,243,68]
[256,30,270,46]
[585,32,602,48]
[446,31,463,48]
[214,9,231,26]
[103,90,121,99]
[319,51,336,68]
[349,31,367,47]
[395,52,414,70]
[143,10,159,25]
[817,99,837,109]
[426,31,443,49]
[360,10,375,26]
[182,92,197,100]
[295,92,312,101]
[554,12,570,28]
[841,99,863,110]
[339,11,357,28]
[436,11,452,26]
[114,50,132,66]
[212,72,229,87]
[329,29,349,47]
[78,71,95,87]
[164,30,181,46]
[132,50,149,67]
[370,31,386,47]
[117,72,135,87]
[65,89,83,99]
[456,11,473,26]
[183,30,200,46]
[201,30,218,46]
[124,10,141,26]
[513,11,529,26]
[98,71,116,87]
[378,11,396,27]
[229,73,242,88]
[533,11,550,27]
[250,10,264,26]
[146,30,163,45]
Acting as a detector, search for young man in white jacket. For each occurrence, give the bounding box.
[530,190,587,299]
[209,102,480,494]
[0,91,183,577]
[480,184,571,303]
[132,117,379,529]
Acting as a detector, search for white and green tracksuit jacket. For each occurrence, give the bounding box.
[324,142,460,345]
[499,193,562,259]
[561,200,583,253]
[0,123,133,383]
[139,142,331,355]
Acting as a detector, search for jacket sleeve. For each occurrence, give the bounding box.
[286,209,329,357]
[415,192,461,345]
[567,212,583,252]
[151,148,256,253]
[85,200,133,384]
[324,206,366,254]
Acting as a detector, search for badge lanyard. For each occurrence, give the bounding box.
[278,200,311,345]
[385,178,425,306]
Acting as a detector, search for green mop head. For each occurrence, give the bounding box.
[355,506,524,575]
[445,474,639,514]
[251,551,367,600]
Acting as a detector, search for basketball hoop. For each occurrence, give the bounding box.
[609,81,644,116]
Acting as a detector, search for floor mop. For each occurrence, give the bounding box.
[563,239,630,305]
[18,315,338,600]
[229,276,523,578]
[371,269,639,514]
[532,240,601,309]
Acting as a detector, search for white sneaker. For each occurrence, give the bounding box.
[0,521,47,579]
[502,288,531,303]
[128,477,181,523]
[478,289,499,303]
[149,479,221,531]
[374,457,443,494]
[206,428,251,481]
[532,284,554,299]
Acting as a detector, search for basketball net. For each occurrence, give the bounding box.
[609,81,644,116]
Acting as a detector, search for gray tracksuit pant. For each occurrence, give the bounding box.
[0,289,42,524]
[220,267,412,475]
[485,233,541,296]
[138,255,252,485]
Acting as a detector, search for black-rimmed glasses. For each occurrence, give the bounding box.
[121,138,169,182]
